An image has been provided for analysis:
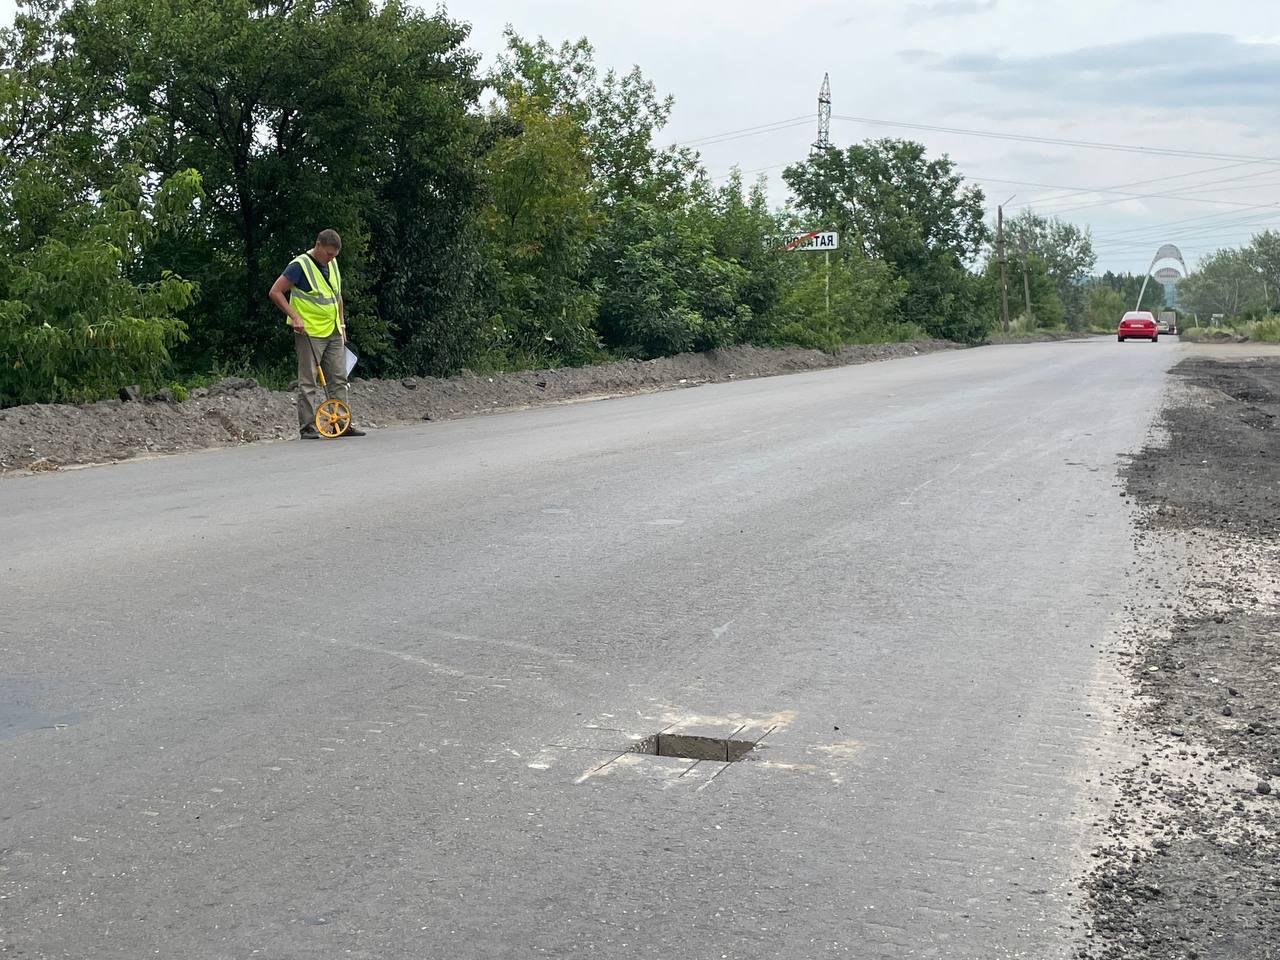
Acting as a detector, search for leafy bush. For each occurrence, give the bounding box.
[0,170,202,406]
[762,249,905,352]
[594,196,762,357]
[1080,285,1127,332]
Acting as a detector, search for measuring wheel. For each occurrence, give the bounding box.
[315,398,351,438]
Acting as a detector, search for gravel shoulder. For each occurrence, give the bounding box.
[0,341,962,476]
[1081,349,1280,959]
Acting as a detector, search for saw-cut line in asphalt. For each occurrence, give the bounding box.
[572,722,782,789]
[696,724,779,789]
[574,721,680,784]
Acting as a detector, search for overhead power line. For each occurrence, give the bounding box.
[831,114,1280,165]
[1024,163,1280,215]
[1091,218,1280,251]
[1090,218,1280,253]
[970,176,1276,210]
[1010,161,1265,210]
[678,116,811,149]
[1089,205,1280,243]
[1045,170,1280,216]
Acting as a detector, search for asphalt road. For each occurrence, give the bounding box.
[2,339,1179,959]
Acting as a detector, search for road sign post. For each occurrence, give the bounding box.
[781,231,840,316]
[825,251,830,315]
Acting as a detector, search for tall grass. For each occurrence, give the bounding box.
[1244,317,1280,342]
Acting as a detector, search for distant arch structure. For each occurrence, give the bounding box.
[1137,243,1188,310]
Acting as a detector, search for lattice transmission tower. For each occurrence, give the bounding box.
[812,73,832,153]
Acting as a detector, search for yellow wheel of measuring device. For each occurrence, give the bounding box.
[315,398,351,438]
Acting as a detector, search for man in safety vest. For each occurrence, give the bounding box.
[268,228,365,438]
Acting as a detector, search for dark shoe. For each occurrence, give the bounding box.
[299,425,321,440]
[340,424,366,437]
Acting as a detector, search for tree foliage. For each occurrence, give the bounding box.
[783,139,990,341]
[477,36,601,367]
[60,0,486,375]
[1004,210,1095,329]
[1096,271,1168,314]
[1244,230,1280,312]
[0,168,202,405]
[4,5,1067,407]
[1013,253,1066,329]
[1,5,202,404]
[1179,249,1264,319]
[1085,286,1128,330]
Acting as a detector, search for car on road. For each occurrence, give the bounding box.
[1157,311,1177,335]
[1118,311,1159,342]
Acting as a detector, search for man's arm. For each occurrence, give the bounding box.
[269,275,305,331]
[337,293,346,340]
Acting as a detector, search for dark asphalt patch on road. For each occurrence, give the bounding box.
[1082,356,1280,960]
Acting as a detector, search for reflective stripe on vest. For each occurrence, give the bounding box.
[288,253,343,337]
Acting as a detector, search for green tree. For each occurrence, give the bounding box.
[1010,252,1066,328]
[493,32,779,360]
[1,5,202,405]
[61,0,486,374]
[699,174,791,345]
[783,139,989,341]
[1097,271,1167,314]
[1244,230,1280,312]
[0,167,202,405]
[592,192,749,357]
[477,83,600,367]
[1085,285,1127,330]
[1004,210,1095,328]
[1179,248,1264,320]
[765,248,907,352]
[494,31,698,207]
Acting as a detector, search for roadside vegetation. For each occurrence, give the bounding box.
[0,1,1127,409]
[1165,233,1280,341]
[1179,320,1280,343]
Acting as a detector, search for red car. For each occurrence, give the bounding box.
[1117,311,1159,342]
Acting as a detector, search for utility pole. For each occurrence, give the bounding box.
[1021,242,1033,322]
[825,250,831,315]
[997,205,1011,333]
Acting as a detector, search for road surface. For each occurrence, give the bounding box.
[2,339,1178,958]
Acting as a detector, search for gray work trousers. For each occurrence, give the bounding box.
[294,330,348,431]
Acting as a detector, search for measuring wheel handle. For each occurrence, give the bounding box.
[315,398,351,438]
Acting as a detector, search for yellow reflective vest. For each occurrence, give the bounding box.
[288,253,343,338]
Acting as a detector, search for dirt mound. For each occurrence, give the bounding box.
[1180,329,1249,344]
[0,340,960,475]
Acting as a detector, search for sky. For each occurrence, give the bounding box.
[5,0,1280,275]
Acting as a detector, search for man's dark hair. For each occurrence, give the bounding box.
[316,228,342,250]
